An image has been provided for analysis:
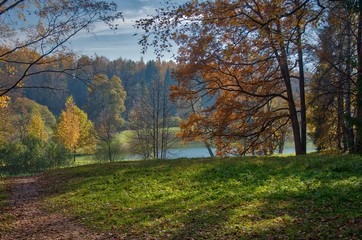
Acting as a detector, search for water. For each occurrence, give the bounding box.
[166,147,216,159]
[124,146,314,160]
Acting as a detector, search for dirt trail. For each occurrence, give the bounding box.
[0,175,118,240]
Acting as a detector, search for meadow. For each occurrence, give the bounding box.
[31,154,362,239]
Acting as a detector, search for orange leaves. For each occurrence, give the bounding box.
[177,113,205,142]
[142,0,323,155]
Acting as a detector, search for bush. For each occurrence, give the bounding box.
[0,137,71,174]
[46,141,71,167]
[94,139,124,162]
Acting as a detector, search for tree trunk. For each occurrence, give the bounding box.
[73,148,76,162]
[355,0,362,153]
[190,99,215,157]
[205,141,214,157]
[276,46,303,155]
[278,131,286,154]
[297,26,307,154]
[271,21,303,155]
[108,142,112,162]
[337,87,344,150]
[161,78,167,159]
[345,15,354,152]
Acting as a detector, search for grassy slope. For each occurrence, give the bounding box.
[43,155,361,239]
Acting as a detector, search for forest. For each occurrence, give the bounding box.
[0,0,361,168]
[0,0,361,239]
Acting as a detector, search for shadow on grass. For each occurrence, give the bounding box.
[40,155,362,239]
[187,155,362,239]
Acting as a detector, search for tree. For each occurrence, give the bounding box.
[94,110,124,162]
[87,74,126,122]
[87,74,126,162]
[136,0,324,155]
[28,110,48,142]
[11,97,56,140]
[129,67,176,159]
[55,97,95,161]
[308,15,348,151]
[0,0,122,97]
[306,1,362,153]
[0,99,15,145]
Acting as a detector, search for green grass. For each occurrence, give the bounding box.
[117,128,213,150]
[41,155,361,239]
[72,155,99,166]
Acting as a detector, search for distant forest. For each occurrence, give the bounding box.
[20,56,177,121]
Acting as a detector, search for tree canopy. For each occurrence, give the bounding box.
[0,0,122,97]
[55,97,95,160]
[136,0,362,155]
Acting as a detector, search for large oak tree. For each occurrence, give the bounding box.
[136,0,324,155]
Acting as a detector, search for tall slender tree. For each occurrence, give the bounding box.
[87,74,126,162]
[129,68,176,159]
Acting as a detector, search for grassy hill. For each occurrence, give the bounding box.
[37,154,362,239]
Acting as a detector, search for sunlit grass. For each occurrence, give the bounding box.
[116,128,213,150]
[42,155,361,239]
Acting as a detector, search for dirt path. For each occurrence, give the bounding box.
[0,175,118,240]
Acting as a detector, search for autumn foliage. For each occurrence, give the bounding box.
[137,0,325,155]
[135,0,362,155]
[55,97,95,160]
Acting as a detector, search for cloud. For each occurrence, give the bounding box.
[69,0,183,61]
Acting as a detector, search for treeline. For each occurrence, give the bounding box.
[0,0,195,173]
[2,0,361,161]
[20,56,177,120]
[0,54,183,174]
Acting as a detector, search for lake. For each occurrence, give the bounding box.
[124,145,316,160]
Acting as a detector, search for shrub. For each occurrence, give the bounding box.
[0,137,71,174]
[94,139,124,162]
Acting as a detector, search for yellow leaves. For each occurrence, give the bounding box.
[28,111,49,141]
[56,97,95,154]
[5,64,16,75]
[56,102,80,152]
[0,96,11,108]
[0,103,15,144]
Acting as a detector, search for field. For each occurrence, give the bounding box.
[36,154,362,239]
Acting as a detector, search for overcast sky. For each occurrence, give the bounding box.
[69,0,185,62]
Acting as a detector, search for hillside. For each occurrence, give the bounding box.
[1,155,361,239]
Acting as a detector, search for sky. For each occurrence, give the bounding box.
[69,0,184,62]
